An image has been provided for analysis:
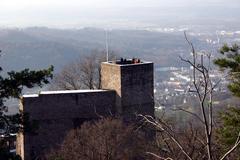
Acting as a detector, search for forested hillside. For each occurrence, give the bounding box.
[0,27,204,71]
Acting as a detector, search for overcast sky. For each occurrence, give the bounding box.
[0,0,240,28]
[2,0,240,8]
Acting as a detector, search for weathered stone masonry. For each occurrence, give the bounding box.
[17,60,154,160]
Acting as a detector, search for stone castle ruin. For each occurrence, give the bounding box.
[17,59,154,160]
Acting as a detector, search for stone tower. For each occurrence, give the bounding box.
[101,59,154,121]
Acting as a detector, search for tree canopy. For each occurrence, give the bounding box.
[214,43,240,97]
[0,55,53,131]
[0,50,53,159]
[214,44,240,159]
[47,118,154,160]
[50,50,116,90]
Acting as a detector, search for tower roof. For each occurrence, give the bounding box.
[103,58,152,66]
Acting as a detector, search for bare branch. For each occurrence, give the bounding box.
[146,152,173,160]
[183,32,214,160]
[179,56,203,73]
[171,107,205,125]
[138,114,193,160]
[220,131,240,160]
[184,31,195,54]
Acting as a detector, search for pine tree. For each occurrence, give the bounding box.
[214,44,240,158]
[214,43,240,97]
[0,50,53,159]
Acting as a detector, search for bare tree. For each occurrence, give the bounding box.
[78,53,100,89]
[47,118,155,160]
[50,62,83,90]
[50,50,116,90]
[139,32,240,160]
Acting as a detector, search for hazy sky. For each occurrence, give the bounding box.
[0,0,240,28]
[2,0,240,8]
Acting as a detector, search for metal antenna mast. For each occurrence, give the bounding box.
[105,29,109,62]
[216,31,221,46]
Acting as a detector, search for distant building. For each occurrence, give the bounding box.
[16,59,154,160]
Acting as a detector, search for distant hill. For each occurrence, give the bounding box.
[0,27,211,73]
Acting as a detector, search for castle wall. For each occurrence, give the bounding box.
[17,90,116,160]
[18,60,155,160]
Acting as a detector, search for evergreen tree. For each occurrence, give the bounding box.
[214,43,240,97]
[214,44,240,158]
[0,50,53,159]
